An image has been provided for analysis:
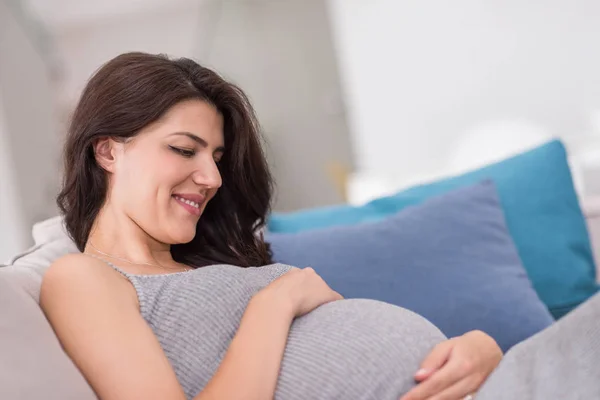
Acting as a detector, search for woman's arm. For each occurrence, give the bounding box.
[199,290,294,400]
[200,266,342,400]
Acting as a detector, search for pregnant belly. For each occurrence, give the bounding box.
[276,299,447,400]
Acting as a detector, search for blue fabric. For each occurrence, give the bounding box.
[268,140,599,318]
[268,181,554,352]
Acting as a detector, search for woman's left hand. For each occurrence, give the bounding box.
[400,330,503,400]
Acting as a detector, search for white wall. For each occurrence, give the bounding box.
[52,1,206,108]
[0,0,62,260]
[327,0,600,189]
[0,95,28,262]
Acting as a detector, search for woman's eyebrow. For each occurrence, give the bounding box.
[170,132,225,152]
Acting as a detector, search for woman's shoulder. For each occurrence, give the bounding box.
[42,253,136,307]
[47,253,120,279]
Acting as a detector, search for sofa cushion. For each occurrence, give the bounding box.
[268,181,555,352]
[0,267,96,399]
[268,140,599,319]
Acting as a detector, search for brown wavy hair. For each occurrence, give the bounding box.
[57,52,273,267]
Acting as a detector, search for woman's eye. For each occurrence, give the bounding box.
[169,146,195,158]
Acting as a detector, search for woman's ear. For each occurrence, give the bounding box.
[93,138,120,173]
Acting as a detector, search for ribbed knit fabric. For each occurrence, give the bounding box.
[104,262,447,399]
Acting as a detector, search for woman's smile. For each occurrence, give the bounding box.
[172,194,205,216]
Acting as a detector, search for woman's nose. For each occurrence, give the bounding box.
[191,160,222,189]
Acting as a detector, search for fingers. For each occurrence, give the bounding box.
[303,266,344,301]
[414,340,455,381]
[424,377,476,400]
[400,356,469,400]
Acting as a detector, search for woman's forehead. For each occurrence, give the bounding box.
[140,100,224,143]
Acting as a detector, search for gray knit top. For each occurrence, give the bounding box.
[103,261,446,400]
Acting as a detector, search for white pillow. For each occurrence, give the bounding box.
[1,217,78,302]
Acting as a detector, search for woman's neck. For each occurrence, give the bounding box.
[85,205,180,270]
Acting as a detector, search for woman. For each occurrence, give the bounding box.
[40,52,599,400]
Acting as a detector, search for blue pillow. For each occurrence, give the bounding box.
[268,181,554,352]
[268,140,599,318]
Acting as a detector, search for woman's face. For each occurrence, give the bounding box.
[106,99,224,245]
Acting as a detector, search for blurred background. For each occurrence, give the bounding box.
[2,0,600,261]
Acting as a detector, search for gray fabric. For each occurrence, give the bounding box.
[0,268,97,400]
[108,261,447,399]
[477,291,600,399]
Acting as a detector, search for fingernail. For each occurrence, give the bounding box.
[415,368,428,376]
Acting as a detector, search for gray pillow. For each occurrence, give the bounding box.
[0,267,96,399]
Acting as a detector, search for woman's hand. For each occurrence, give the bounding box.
[258,267,344,318]
[400,330,502,400]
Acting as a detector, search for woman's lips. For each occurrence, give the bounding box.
[172,194,203,216]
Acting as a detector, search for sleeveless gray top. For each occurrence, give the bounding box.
[102,260,446,400]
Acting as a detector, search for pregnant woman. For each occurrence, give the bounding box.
[41,52,600,400]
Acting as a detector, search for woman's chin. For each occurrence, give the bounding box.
[168,227,197,245]
[177,233,197,244]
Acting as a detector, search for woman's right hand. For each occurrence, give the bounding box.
[202,267,342,399]
[258,267,344,318]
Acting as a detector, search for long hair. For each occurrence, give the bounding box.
[57,52,273,267]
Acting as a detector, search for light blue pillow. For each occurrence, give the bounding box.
[268,181,554,351]
[268,140,599,318]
